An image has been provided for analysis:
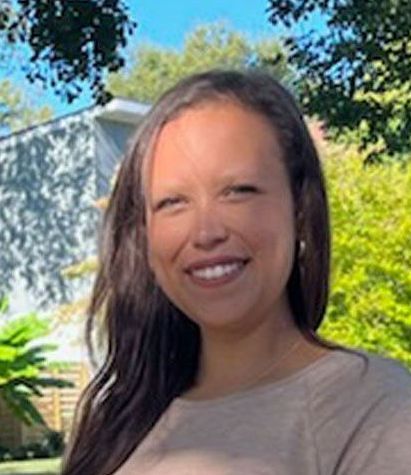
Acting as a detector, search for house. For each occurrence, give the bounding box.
[0,98,149,317]
[0,98,150,447]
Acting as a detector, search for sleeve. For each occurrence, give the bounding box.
[338,399,411,475]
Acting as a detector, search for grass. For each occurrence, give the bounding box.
[0,458,61,475]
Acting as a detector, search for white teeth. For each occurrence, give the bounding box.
[191,262,244,280]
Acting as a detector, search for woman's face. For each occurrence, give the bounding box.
[144,100,296,334]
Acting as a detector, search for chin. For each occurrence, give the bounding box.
[180,302,260,334]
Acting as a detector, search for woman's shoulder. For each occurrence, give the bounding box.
[363,350,411,392]
[306,347,411,432]
[308,349,411,474]
[307,348,411,406]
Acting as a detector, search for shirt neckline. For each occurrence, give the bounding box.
[172,348,356,410]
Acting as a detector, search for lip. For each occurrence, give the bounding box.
[185,258,250,289]
[184,256,250,273]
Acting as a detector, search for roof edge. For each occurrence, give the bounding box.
[0,97,151,142]
[95,98,151,124]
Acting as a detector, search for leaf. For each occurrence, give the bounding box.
[0,300,74,425]
[0,386,46,426]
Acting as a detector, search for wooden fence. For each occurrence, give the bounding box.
[0,363,90,449]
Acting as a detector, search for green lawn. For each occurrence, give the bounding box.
[0,458,61,475]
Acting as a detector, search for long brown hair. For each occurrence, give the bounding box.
[62,70,341,475]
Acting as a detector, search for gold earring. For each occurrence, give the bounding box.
[298,239,306,259]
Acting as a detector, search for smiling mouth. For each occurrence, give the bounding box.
[186,259,250,287]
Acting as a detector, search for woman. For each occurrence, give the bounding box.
[62,70,411,475]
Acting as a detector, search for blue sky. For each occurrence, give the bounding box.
[133,0,276,47]
[3,1,321,117]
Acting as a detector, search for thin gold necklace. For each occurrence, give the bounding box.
[232,338,303,393]
[198,338,304,397]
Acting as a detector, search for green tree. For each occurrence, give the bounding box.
[108,22,292,103]
[0,297,73,426]
[0,80,52,135]
[320,144,411,367]
[267,1,411,160]
[0,0,136,103]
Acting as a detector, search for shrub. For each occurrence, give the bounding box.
[0,445,13,462]
[0,297,74,426]
[0,430,65,461]
[319,143,411,368]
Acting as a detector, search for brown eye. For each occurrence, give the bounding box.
[226,184,260,195]
[154,196,184,211]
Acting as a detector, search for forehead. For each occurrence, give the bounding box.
[144,100,286,191]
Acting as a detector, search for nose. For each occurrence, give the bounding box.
[191,205,229,250]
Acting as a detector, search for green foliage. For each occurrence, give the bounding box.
[0,79,52,135]
[332,81,411,164]
[0,0,136,103]
[0,297,73,426]
[61,257,98,280]
[267,1,411,160]
[319,144,411,367]
[108,22,292,103]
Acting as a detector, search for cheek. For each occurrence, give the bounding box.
[248,207,296,280]
[146,198,296,267]
[246,198,295,244]
[147,216,189,271]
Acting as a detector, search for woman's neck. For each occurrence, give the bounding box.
[184,316,329,401]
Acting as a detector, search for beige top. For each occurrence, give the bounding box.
[114,349,411,475]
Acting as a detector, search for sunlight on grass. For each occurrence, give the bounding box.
[0,458,61,474]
